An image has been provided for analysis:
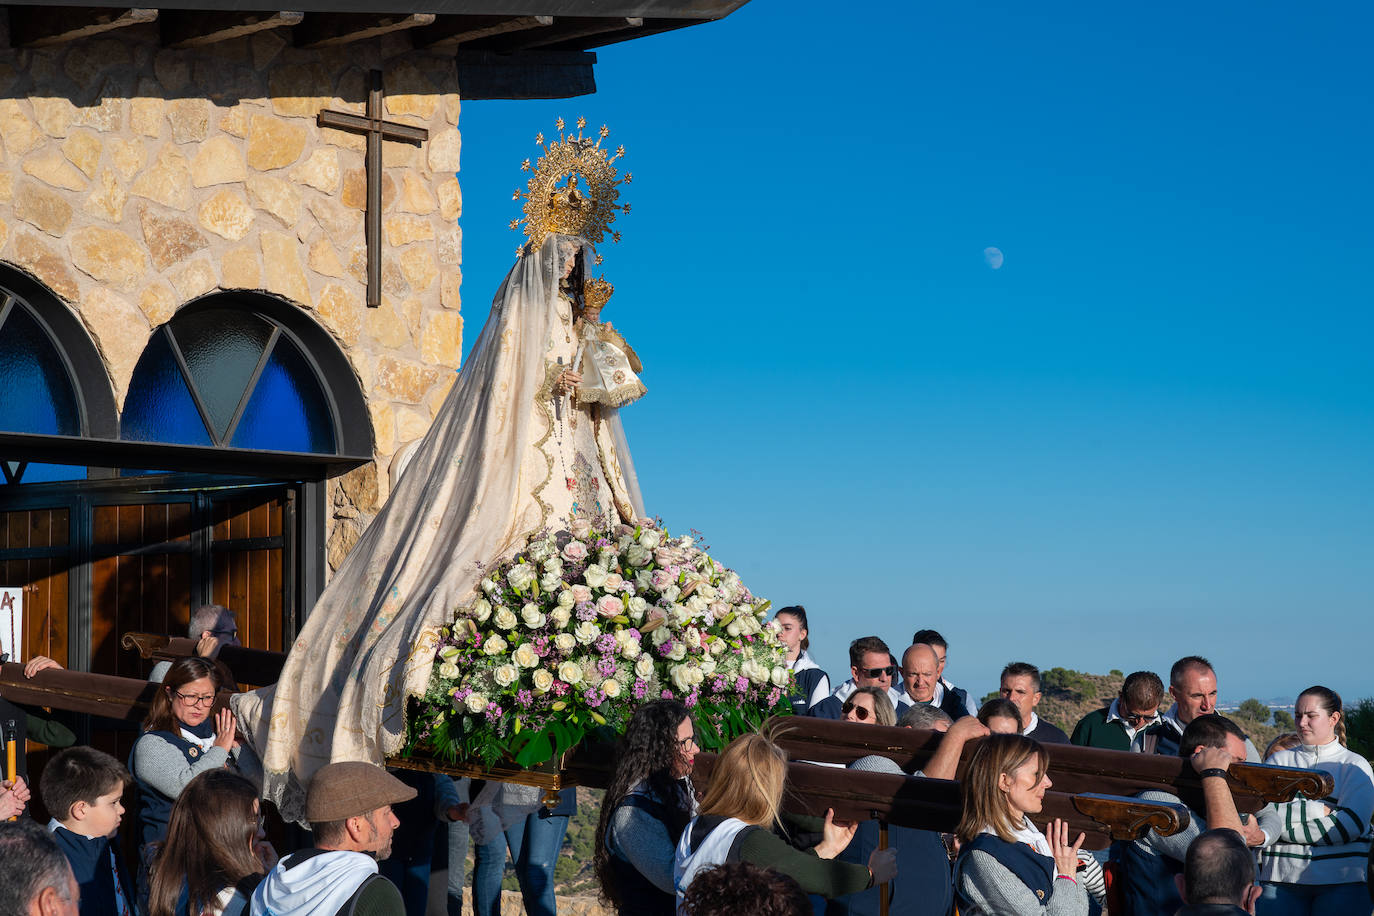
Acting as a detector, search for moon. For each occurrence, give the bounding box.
[983,247,1004,270]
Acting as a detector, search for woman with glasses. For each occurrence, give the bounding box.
[148,769,276,916]
[842,687,896,727]
[132,657,262,905]
[595,699,700,915]
[952,733,1088,915]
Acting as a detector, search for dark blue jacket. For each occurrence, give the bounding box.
[50,823,135,916]
[825,821,952,916]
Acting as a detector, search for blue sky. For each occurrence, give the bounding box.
[456,3,1373,708]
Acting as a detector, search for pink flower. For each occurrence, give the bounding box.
[651,569,674,590]
[595,595,624,618]
[562,541,589,563]
[570,584,593,604]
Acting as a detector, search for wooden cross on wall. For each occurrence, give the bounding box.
[317,70,429,307]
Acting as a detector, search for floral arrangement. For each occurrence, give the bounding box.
[405,519,793,768]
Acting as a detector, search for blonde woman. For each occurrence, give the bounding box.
[842,686,896,727]
[673,734,896,903]
[953,734,1088,915]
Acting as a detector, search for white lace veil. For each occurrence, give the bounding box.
[232,233,595,822]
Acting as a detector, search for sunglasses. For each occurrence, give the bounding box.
[858,665,897,678]
[841,701,873,721]
[1123,711,1156,726]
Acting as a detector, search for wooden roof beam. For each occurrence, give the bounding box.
[478,16,644,52]
[413,14,552,50]
[294,11,435,48]
[161,10,303,48]
[8,6,157,48]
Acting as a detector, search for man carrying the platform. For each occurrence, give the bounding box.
[810,637,910,720]
[998,661,1070,745]
[894,643,967,722]
[1175,829,1262,915]
[1114,714,1267,916]
[251,762,416,916]
[1070,670,1165,752]
[910,629,977,717]
[1146,656,1261,762]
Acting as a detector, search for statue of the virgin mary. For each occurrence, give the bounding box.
[232,120,645,819]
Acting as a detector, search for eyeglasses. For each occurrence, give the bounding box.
[858,665,897,679]
[676,733,699,751]
[1123,711,1156,726]
[841,701,872,721]
[173,690,217,707]
[209,628,238,638]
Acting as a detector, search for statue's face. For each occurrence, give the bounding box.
[562,252,579,278]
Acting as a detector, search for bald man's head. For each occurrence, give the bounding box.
[901,643,940,704]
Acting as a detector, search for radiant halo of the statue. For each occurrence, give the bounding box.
[404,519,793,769]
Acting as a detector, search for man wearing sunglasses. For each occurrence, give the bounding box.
[809,636,911,720]
[1070,670,1166,752]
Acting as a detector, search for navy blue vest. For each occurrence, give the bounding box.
[130,730,204,848]
[789,667,829,715]
[50,824,135,916]
[954,834,1055,911]
[608,792,677,916]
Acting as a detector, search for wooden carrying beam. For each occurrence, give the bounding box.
[294,12,435,48]
[121,632,287,687]
[8,6,157,48]
[767,717,1332,812]
[161,10,303,48]
[0,663,234,723]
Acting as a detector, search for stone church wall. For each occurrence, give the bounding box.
[0,24,463,569]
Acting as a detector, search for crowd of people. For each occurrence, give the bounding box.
[0,602,1370,916]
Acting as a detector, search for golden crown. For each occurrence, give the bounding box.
[583,276,614,312]
[510,117,631,259]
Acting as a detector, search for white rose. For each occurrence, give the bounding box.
[528,541,550,563]
[626,545,652,567]
[635,655,655,678]
[481,577,498,595]
[602,678,622,699]
[532,669,554,692]
[464,692,488,714]
[583,564,609,588]
[558,589,576,609]
[709,638,726,656]
[482,635,507,656]
[540,572,563,593]
[651,625,672,646]
[627,596,648,620]
[770,666,790,688]
[602,572,624,592]
[726,621,742,637]
[438,661,459,679]
[569,517,593,538]
[599,547,619,567]
[550,606,571,628]
[635,569,655,590]
[472,598,492,623]
[696,583,717,600]
[555,633,576,652]
[670,664,702,692]
[638,529,662,549]
[513,643,539,669]
[743,659,769,685]
[660,584,681,603]
[679,536,695,548]
[667,642,687,661]
[684,627,702,650]
[494,665,519,687]
[620,639,641,660]
[494,608,518,630]
[507,563,537,592]
[575,621,600,645]
[570,584,593,605]
[700,657,717,676]
[542,557,563,575]
[687,595,710,613]
[521,605,547,629]
[558,661,583,685]
[671,604,693,626]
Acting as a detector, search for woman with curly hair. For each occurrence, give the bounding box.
[595,699,700,915]
[673,733,896,904]
[147,770,276,916]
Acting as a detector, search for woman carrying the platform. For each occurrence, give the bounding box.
[952,733,1088,915]
[1255,685,1374,914]
[595,699,700,915]
[148,769,276,916]
[673,733,896,903]
[131,657,262,903]
[774,606,830,715]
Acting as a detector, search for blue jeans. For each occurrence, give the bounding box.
[472,811,571,916]
[1257,881,1369,915]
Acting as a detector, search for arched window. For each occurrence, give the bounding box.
[0,270,115,485]
[121,293,369,460]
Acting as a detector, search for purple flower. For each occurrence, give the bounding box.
[583,688,605,707]
[596,634,617,655]
[576,603,597,622]
[516,690,533,706]
[661,689,674,699]
[735,677,748,693]
[633,679,648,699]
[685,690,699,708]
[597,657,617,677]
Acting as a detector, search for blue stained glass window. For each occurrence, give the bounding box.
[171,310,274,441]
[17,463,87,483]
[121,330,214,446]
[0,302,80,435]
[229,335,335,454]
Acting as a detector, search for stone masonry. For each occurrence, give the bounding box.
[0,24,464,569]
